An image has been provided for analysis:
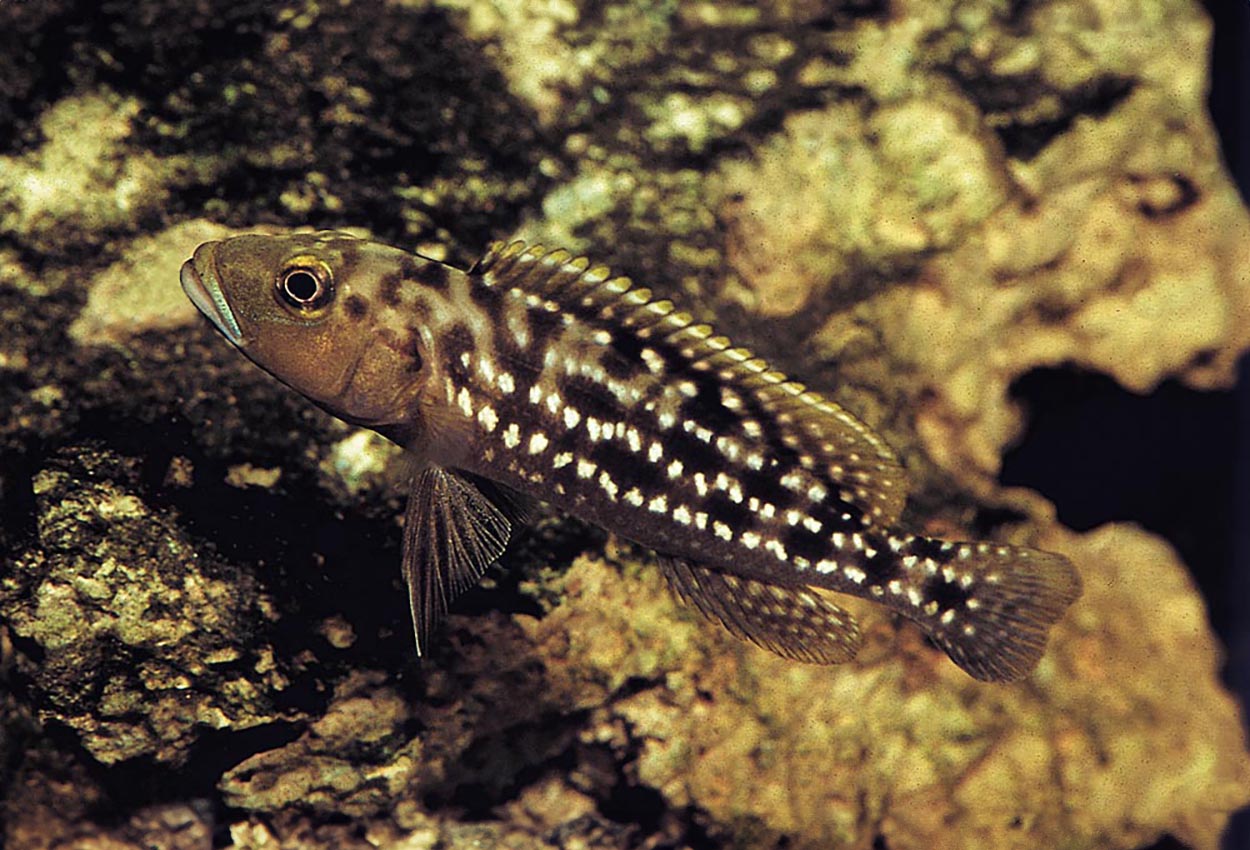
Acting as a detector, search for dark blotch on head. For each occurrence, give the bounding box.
[441,323,474,378]
[344,294,369,319]
[379,270,404,307]
[468,275,505,314]
[399,329,423,372]
[421,261,451,291]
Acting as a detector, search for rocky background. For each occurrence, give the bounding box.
[1,1,1248,849]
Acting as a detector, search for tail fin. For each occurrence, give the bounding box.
[916,540,1082,682]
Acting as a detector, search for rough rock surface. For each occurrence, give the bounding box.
[1,445,298,766]
[1,1,1247,849]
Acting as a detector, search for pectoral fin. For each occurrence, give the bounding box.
[659,557,862,664]
[402,466,517,655]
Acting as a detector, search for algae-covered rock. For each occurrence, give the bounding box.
[68,220,242,347]
[219,670,420,815]
[0,89,225,258]
[520,527,1250,850]
[717,95,1007,316]
[1,445,299,765]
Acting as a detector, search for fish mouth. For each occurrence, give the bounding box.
[180,244,245,346]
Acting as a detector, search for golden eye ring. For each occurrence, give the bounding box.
[276,257,335,313]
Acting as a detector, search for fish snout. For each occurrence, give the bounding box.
[181,243,245,346]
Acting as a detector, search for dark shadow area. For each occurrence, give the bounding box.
[1002,368,1235,610]
[1207,2,1250,848]
[92,720,304,811]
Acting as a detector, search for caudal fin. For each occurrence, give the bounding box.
[916,541,1082,682]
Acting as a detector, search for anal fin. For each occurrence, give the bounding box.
[402,466,517,655]
[659,557,861,664]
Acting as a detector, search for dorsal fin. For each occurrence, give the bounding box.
[474,241,909,524]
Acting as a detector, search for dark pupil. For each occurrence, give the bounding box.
[284,270,320,302]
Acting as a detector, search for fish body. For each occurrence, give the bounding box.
[181,231,1081,681]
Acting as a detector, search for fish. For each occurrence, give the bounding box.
[180,231,1082,682]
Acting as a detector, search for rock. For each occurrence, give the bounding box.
[0,445,298,766]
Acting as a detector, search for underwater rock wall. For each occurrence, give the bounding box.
[1,1,1247,849]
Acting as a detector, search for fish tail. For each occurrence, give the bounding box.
[904,538,1082,682]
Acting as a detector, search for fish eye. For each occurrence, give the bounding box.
[276,258,335,313]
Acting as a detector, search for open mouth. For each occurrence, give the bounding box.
[180,244,245,346]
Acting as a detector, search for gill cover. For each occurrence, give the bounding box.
[180,232,427,428]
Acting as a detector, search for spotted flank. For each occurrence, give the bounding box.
[180,231,1083,682]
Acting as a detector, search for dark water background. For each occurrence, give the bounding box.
[1003,2,1249,846]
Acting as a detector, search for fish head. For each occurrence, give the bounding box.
[181,231,436,431]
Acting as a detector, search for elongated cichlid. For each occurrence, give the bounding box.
[180,231,1081,681]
